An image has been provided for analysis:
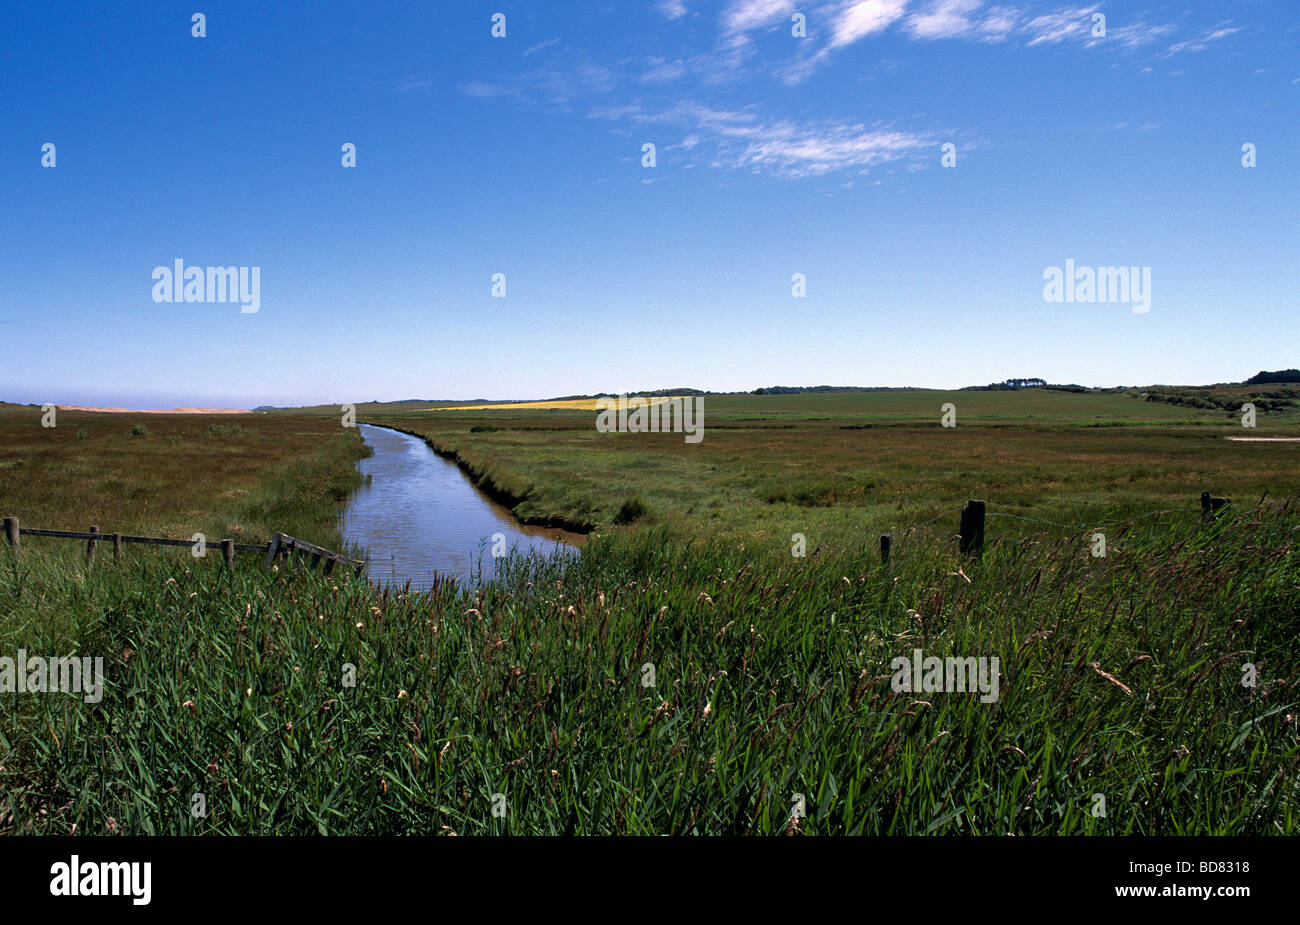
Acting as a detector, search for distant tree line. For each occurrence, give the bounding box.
[1244,369,1300,385]
[752,386,925,394]
[1130,385,1298,414]
[549,388,708,400]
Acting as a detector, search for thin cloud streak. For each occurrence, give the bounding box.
[590,100,935,178]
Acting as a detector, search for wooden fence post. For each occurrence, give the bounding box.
[959,500,985,556]
[112,533,123,561]
[221,539,235,568]
[880,534,891,565]
[264,533,283,569]
[3,517,18,554]
[1201,491,1229,518]
[86,525,100,566]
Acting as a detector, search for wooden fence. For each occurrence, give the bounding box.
[6,490,1231,574]
[880,491,1229,564]
[1,517,364,575]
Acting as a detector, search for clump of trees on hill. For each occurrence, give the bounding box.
[1244,369,1300,385]
[962,379,1089,392]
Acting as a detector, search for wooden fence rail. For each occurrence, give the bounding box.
[7,491,1230,576]
[1,516,364,575]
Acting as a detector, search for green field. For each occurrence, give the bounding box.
[354,389,1300,548]
[0,389,1296,835]
[0,404,366,543]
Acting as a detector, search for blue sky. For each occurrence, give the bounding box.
[0,0,1296,407]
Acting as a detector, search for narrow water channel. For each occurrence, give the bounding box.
[340,423,581,589]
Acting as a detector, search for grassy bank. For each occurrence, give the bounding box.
[0,502,1295,834]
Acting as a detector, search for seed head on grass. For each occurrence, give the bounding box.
[1088,662,1133,696]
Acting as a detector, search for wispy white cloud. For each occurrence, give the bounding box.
[454,1,1245,178]
[899,2,1182,51]
[524,38,562,56]
[830,0,910,47]
[772,0,910,82]
[658,0,689,20]
[463,2,1246,102]
[905,0,984,40]
[459,61,616,107]
[1096,21,1179,51]
[641,56,689,83]
[460,81,523,102]
[1165,22,1241,56]
[902,1,1064,44]
[977,5,1019,41]
[821,2,1219,61]
[1205,25,1242,42]
[775,2,1121,83]
[722,0,797,35]
[590,100,934,178]
[728,118,931,176]
[1021,6,1097,46]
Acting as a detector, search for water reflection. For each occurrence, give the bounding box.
[340,424,581,589]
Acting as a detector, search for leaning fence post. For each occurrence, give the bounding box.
[880,534,891,565]
[3,517,18,554]
[959,500,985,556]
[86,525,100,566]
[264,533,283,569]
[221,539,235,568]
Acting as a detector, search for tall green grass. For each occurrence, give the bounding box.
[2,501,1295,834]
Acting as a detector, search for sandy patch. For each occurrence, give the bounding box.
[57,405,250,414]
